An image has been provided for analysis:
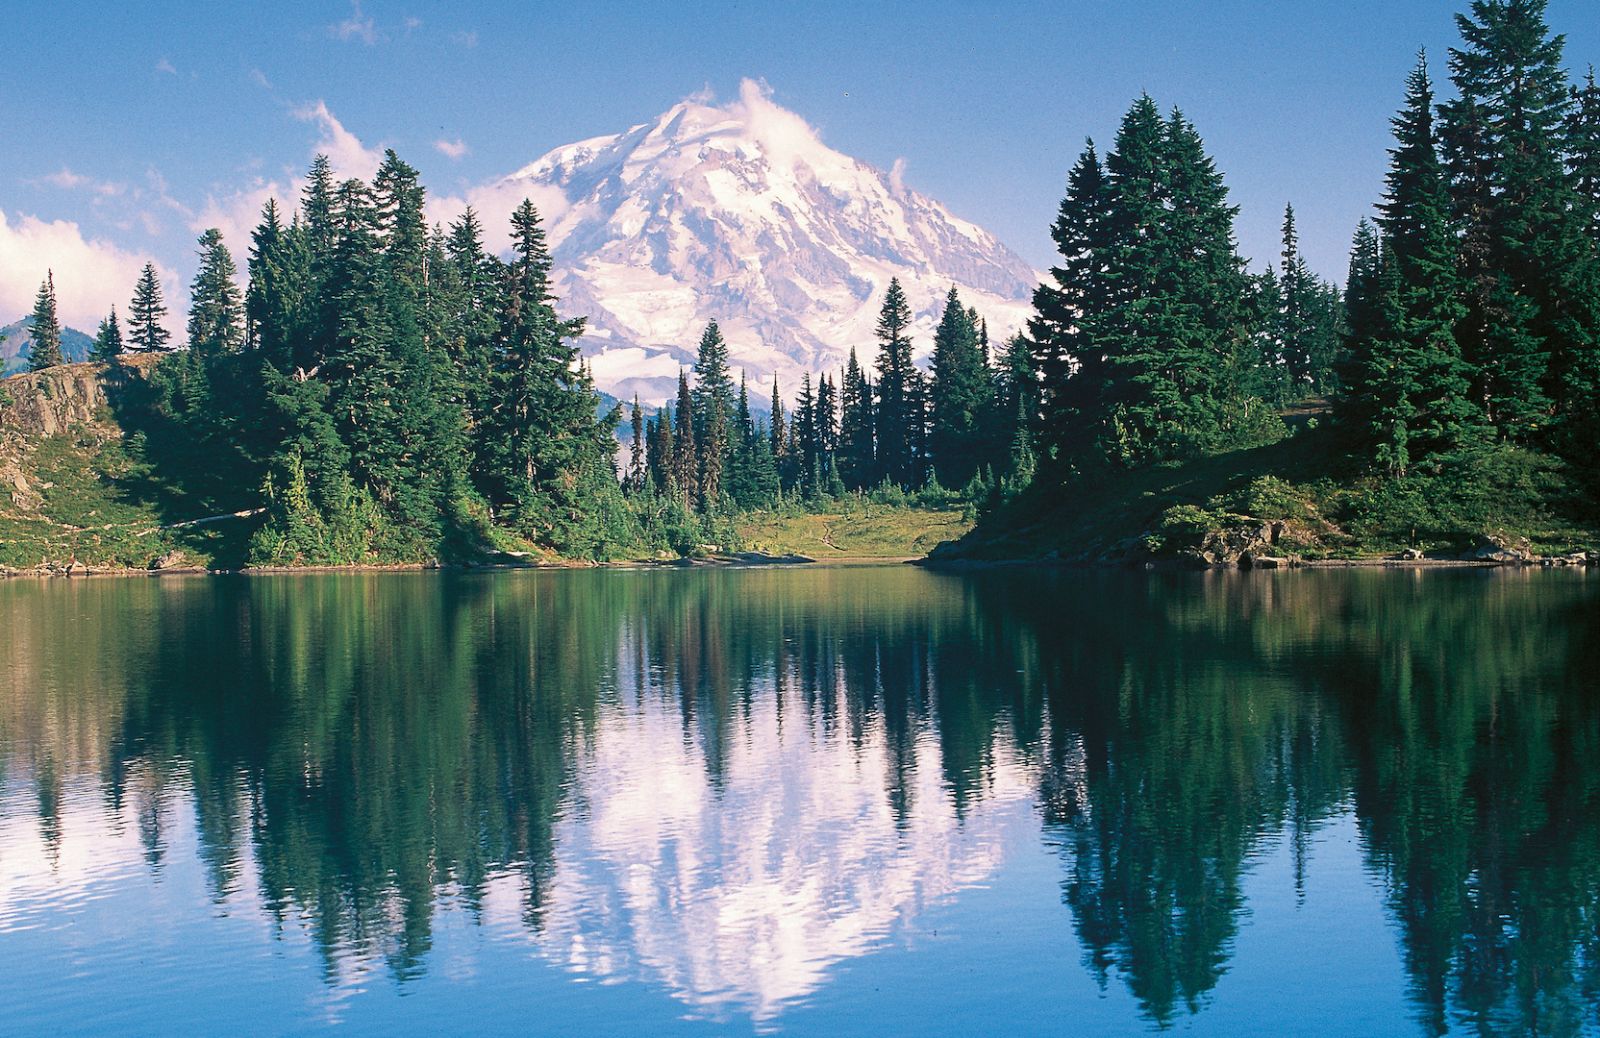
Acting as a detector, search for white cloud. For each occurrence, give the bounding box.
[889,158,908,198]
[726,78,824,166]
[428,179,572,256]
[404,16,422,32]
[293,100,383,181]
[39,168,89,190]
[154,57,177,76]
[434,138,469,160]
[329,0,378,44]
[0,210,177,332]
[190,180,292,277]
[249,67,272,90]
[452,29,478,48]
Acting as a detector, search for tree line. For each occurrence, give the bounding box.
[621,278,1037,522]
[1025,0,1598,503]
[16,0,1596,560]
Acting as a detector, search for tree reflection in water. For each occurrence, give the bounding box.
[0,567,1595,1033]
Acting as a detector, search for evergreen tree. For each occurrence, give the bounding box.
[994,333,1037,479]
[27,272,63,371]
[483,199,609,546]
[1029,141,1112,466]
[187,229,244,356]
[872,278,919,486]
[837,348,876,489]
[1347,54,1484,475]
[128,262,172,353]
[628,396,646,493]
[673,371,699,505]
[1343,220,1385,351]
[769,376,789,483]
[929,286,993,487]
[1090,98,1259,461]
[1567,68,1600,234]
[794,372,818,492]
[691,321,734,507]
[816,372,838,463]
[246,199,314,370]
[1443,0,1598,437]
[91,308,124,363]
[1274,204,1342,395]
[647,408,674,495]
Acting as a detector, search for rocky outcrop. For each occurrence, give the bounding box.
[0,358,155,438]
[1183,520,1292,567]
[1458,534,1534,564]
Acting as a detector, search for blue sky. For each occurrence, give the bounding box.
[4,0,1597,330]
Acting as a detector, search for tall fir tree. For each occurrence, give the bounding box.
[1568,68,1600,234]
[872,277,919,486]
[1029,141,1112,467]
[929,286,993,487]
[187,229,244,356]
[628,396,646,493]
[1442,0,1599,438]
[1347,54,1484,475]
[27,272,63,371]
[691,320,735,507]
[837,347,876,489]
[91,308,124,363]
[128,262,172,353]
[672,370,699,505]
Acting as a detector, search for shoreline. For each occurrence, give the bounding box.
[0,551,838,581]
[5,551,1595,580]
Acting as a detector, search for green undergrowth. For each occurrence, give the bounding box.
[944,418,1600,562]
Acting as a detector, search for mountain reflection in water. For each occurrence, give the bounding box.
[1,567,1596,1036]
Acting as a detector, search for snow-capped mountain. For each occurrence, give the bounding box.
[490,81,1038,405]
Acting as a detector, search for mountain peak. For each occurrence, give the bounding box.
[500,82,1038,404]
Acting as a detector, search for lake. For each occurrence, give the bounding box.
[1,566,1596,1036]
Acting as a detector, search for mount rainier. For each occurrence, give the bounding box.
[472,81,1039,405]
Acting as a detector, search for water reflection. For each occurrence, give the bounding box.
[0,568,1596,1034]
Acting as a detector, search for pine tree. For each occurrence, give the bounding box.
[128,263,172,353]
[373,150,427,298]
[769,375,789,484]
[672,370,698,505]
[1347,54,1484,475]
[187,229,244,356]
[929,286,992,487]
[246,199,315,370]
[628,396,646,493]
[816,372,838,463]
[691,320,734,508]
[872,278,918,486]
[91,308,124,363]
[1443,0,1598,437]
[994,333,1037,478]
[794,372,818,492]
[1029,141,1112,466]
[27,272,63,371]
[1567,68,1600,234]
[837,348,876,489]
[483,199,607,545]
[1274,204,1341,395]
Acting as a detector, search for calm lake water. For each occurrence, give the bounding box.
[1,566,1596,1036]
